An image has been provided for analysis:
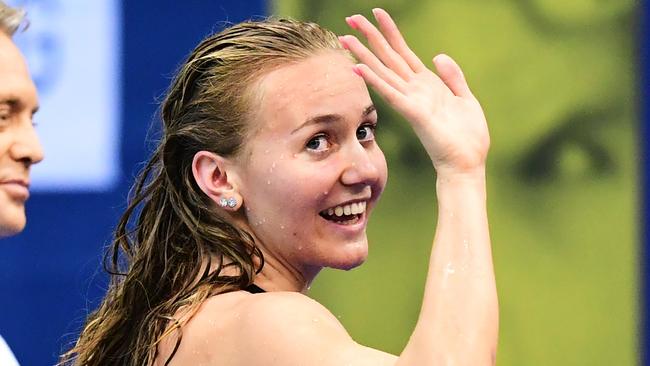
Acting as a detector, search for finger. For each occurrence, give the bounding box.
[339,35,408,93]
[353,63,407,109]
[371,8,426,73]
[432,54,473,98]
[346,14,413,80]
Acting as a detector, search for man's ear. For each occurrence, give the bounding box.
[192,151,243,210]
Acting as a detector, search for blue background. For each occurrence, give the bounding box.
[642,0,649,364]
[0,1,265,365]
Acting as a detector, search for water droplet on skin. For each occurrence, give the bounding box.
[297,246,303,251]
[280,225,285,229]
[463,239,469,249]
[272,162,277,168]
[322,191,329,195]
[267,180,271,185]
[444,262,456,275]
[313,317,319,323]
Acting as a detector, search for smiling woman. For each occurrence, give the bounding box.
[61,9,497,366]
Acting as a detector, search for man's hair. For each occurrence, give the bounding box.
[0,1,25,36]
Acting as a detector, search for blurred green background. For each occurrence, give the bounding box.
[274,0,639,364]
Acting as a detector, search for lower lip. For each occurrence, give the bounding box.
[1,183,30,200]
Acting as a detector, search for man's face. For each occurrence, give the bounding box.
[0,31,43,238]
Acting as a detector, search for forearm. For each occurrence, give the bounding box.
[398,169,498,365]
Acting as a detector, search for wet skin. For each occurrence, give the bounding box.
[231,51,388,291]
[275,1,638,365]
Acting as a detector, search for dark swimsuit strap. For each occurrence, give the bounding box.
[163,283,265,366]
[244,284,266,293]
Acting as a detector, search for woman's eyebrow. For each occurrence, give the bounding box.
[362,104,376,117]
[292,104,376,134]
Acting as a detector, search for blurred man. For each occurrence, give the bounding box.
[0,1,44,365]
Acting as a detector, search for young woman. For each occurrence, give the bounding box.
[62,8,497,365]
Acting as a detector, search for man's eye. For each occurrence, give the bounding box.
[357,124,376,142]
[306,134,330,151]
[516,108,615,184]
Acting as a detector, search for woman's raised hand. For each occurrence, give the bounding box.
[339,8,490,177]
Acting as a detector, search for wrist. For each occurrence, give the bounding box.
[435,167,487,203]
[435,166,486,184]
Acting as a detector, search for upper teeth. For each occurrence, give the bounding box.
[325,202,367,217]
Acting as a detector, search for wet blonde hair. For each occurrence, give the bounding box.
[0,1,25,36]
[60,17,342,366]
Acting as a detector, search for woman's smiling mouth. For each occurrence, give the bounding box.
[319,201,367,225]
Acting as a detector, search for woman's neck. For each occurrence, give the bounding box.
[251,243,321,293]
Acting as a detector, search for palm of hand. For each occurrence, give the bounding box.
[340,9,490,175]
[398,67,489,173]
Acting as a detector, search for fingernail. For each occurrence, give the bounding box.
[346,16,357,29]
[352,64,363,76]
[372,8,380,17]
[338,36,348,48]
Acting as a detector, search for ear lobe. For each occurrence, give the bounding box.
[192,151,242,209]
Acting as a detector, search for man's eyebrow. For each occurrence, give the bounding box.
[292,104,376,134]
[0,98,18,106]
[0,98,39,115]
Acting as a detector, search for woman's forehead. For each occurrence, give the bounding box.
[253,51,371,130]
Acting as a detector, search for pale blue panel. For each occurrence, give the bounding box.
[9,0,121,192]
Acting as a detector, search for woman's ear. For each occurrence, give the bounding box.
[192,151,243,211]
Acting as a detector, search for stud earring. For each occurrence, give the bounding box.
[219,197,238,209]
[227,197,237,208]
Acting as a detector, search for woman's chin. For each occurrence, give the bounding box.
[328,241,369,271]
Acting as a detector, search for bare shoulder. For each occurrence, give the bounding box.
[162,291,397,366]
[233,291,397,365]
[238,290,347,335]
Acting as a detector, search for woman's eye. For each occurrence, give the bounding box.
[306,134,330,151]
[356,124,376,142]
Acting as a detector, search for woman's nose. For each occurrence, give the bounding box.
[340,143,380,187]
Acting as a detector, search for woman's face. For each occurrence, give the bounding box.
[233,51,387,276]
